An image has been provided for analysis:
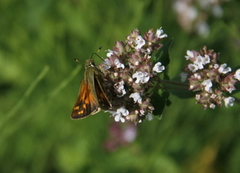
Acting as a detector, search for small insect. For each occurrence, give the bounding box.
[71,54,112,119]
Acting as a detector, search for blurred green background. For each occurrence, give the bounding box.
[1,0,240,172]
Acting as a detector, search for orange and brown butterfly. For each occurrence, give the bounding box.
[71,55,112,119]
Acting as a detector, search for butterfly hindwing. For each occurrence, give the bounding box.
[94,72,112,110]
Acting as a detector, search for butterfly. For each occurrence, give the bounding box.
[71,57,112,119]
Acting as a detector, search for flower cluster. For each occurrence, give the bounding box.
[173,0,229,37]
[99,28,167,123]
[104,122,137,151]
[181,46,240,109]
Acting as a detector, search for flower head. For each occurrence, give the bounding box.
[183,46,239,109]
[99,28,167,123]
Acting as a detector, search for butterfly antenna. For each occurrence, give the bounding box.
[74,58,79,63]
[90,46,105,61]
[74,47,104,63]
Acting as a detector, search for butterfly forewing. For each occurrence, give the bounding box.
[71,70,100,119]
[71,58,112,119]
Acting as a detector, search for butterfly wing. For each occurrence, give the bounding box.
[71,59,112,119]
[94,73,112,110]
[71,75,100,119]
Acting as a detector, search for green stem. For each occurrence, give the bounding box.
[160,79,189,91]
[0,66,49,130]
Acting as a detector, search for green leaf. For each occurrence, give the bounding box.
[154,38,174,67]
[153,39,173,81]
[150,39,173,116]
[151,89,170,117]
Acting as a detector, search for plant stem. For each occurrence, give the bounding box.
[160,79,189,91]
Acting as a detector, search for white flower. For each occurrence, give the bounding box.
[114,80,126,97]
[224,97,235,108]
[203,55,210,64]
[142,48,152,55]
[103,59,111,69]
[194,55,204,69]
[146,113,153,121]
[201,79,212,92]
[129,92,142,104]
[188,63,199,72]
[132,71,150,83]
[156,27,168,38]
[193,73,201,79]
[180,72,188,82]
[185,50,194,60]
[209,103,216,109]
[135,36,145,50]
[234,69,240,81]
[112,107,129,123]
[153,62,165,73]
[218,63,231,74]
[106,49,116,57]
[114,59,125,69]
